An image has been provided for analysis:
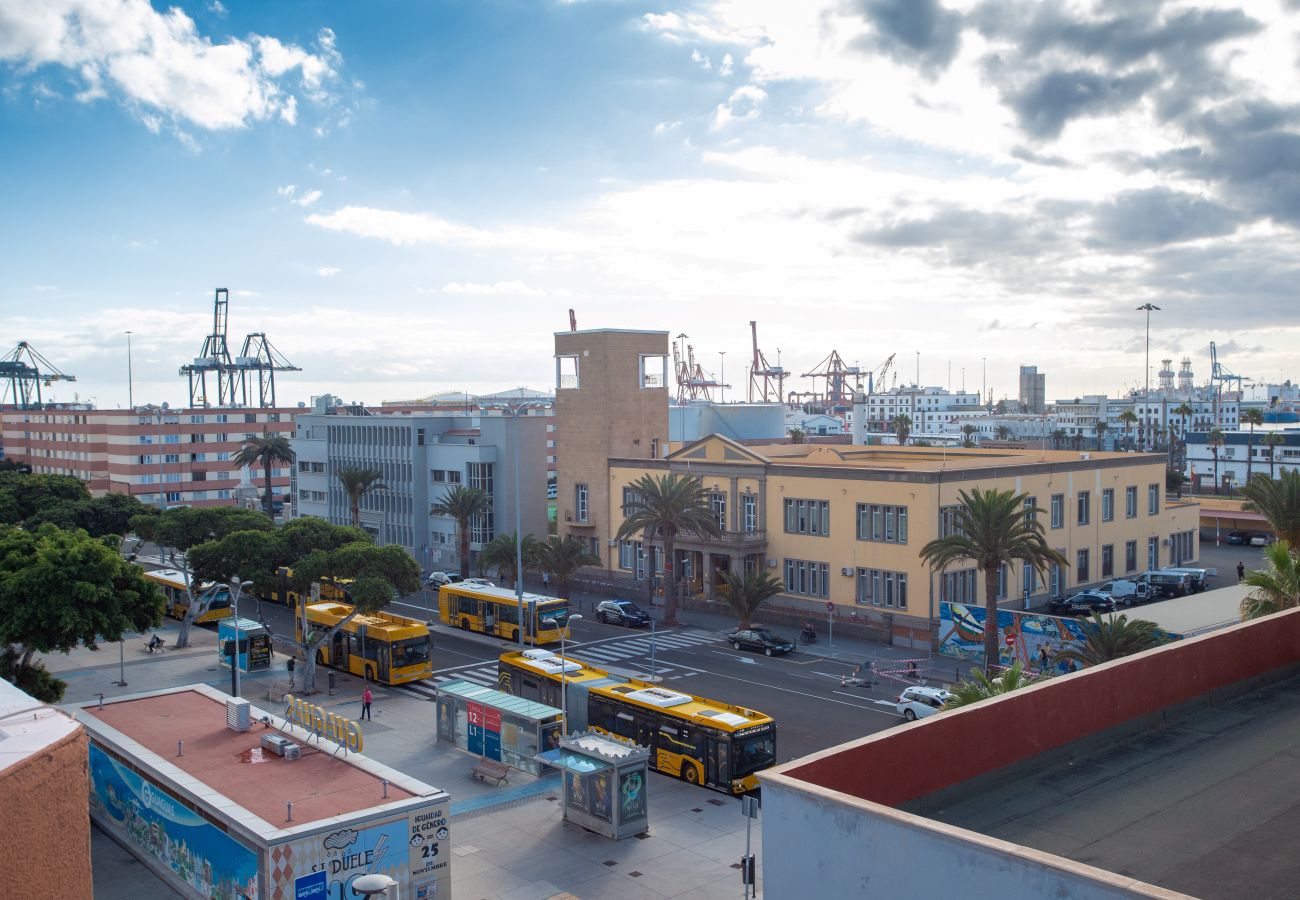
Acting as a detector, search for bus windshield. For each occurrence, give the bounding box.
[393,637,431,667]
[204,587,232,610]
[734,730,777,777]
[537,605,569,628]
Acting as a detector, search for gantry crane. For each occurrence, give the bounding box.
[180,289,299,408]
[672,334,720,403]
[0,341,76,409]
[747,320,786,403]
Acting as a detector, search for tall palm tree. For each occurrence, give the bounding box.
[1208,428,1225,494]
[614,473,722,625]
[1095,421,1109,451]
[994,425,1012,441]
[1118,410,1138,450]
[533,534,600,599]
[944,662,1032,710]
[430,485,491,578]
[233,433,295,517]
[1051,612,1161,668]
[1243,470,1300,547]
[1238,541,1300,620]
[920,488,1068,673]
[960,424,977,447]
[480,531,540,585]
[788,427,806,445]
[890,414,912,446]
[1050,429,1067,451]
[720,569,784,629]
[1264,432,1285,479]
[1173,403,1194,459]
[336,466,384,527]
[1242,408,1264,484]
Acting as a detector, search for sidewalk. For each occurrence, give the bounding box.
[51,621,764,899]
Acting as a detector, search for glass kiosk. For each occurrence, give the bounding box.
[435,679,564,775]
[536,732,650,840]
[218,617,272,674]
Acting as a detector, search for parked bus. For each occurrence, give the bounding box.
[498,648,776,795]
[299,601,433,685]
[260,568,351,610]
[141,568,233,624]
[438,583,570,645]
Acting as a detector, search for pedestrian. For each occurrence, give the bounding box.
[286,656,296,687]
[1237,561,1245,582]
[1038,646,1049,670]
[542,571,550,592]
[360,685,373,721]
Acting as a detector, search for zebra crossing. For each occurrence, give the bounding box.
[394,628,723,701]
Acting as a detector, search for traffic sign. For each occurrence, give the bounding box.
[1005,633,1017,645]
[826,602,834,613]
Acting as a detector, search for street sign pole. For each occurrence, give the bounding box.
[650,617,657,681]
[740,794,760,898]
[827,601,835,651]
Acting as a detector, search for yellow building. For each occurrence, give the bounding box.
[606,436,1200,648]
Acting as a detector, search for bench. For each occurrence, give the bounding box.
[470,756,511,786]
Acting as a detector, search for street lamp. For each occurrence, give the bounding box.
[719,351,727,404]
[353,874,397,897]
[229,578,253,698]
[1137,303,1160,449]
[560,613,583,732]
[125,331,134,409]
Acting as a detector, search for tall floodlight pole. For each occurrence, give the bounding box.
[490,400,547,649]
[125,331,134,409]
[1137,304,1160,449]
[719,351,727,404]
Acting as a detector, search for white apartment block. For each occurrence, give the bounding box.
[852,386,983,443]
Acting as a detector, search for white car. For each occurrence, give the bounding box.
[1250,533,1275,547]
[896,686,954,721]
[425,572,463,588]
[462,577,495,587]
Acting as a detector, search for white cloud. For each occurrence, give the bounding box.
[207,1,227,17]
[640,11,765,46]
[440,281,544,297]
[0,1,342,133]
[277,184,297,197]
[691,49,711,71]
[305,205,494,247]
[654,120,682,135]
[719,53,733,77]
[293,189,323,207]
[712,84,766,129]
[316,266,341,277]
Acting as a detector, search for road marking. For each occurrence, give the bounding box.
[712,651,757,664]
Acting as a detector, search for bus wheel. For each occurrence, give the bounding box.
[315,650,325,664]
[460,618,471,631]
[683,763,700,785]
[511,628,520,643]
[365,665,375,682]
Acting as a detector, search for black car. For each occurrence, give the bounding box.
[595,599,651,628]
[726,627,795,656]
[1049,592,1116,617]
[1225,530,1249,545]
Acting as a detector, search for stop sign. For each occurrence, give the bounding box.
[826,602,835,613]
[1005,633,1017,646]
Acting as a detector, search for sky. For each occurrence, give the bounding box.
[1,0,1298,410]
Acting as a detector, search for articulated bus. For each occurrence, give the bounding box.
[259,568,351,610]
[299,601,433,685]
[438,583,570,645]
[141,569,233,624]
[498,649,776,795]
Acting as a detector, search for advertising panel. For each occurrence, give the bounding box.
[938,602,1091,672]
[588,770,613,823]
[89,742,259,899]
[619,769,646,823]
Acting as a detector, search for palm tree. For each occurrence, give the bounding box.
[1173,402,1194,461]
[480,531,541,585]
[920,488,1068,673]
[1070,432,1084,451]
[788,427,806,445]
[1242,408,1264,484]
[1239,541,1300,620]
[1208,428,1225,494]
[960,424,977,448]
[890,414,912,446]
[1050,429,1067,451]
[430,485,491,578]
[943,662,1032,710]
[1264,432,1285,478]
[1095,421,1109,451]
[994,425,1012,441]
[336,466,384,527]
[233,433,295,517]
[533,534,600,599]
[1242,470,1300,547]
[614,473,722,625]
[720,569,784,629]
[1118,409,1138,450]
[1051,612,1161,668]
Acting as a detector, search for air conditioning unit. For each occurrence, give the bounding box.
[766,559,777,567]
[608,539,617,547]
[840,567,853,576]
[1162,538,1171,546]
[261,734,302,760]
[226,698,251,732]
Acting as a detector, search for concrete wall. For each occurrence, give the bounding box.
[762,782,1160,900]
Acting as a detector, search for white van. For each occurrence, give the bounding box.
[1096,579,1150,606]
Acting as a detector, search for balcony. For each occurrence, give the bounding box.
[674,529,768,551]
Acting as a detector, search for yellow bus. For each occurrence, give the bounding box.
[498,649,776,795]
[299,601,433,685]
[141,568,233,624]
[438,583,571,645]
[260,568,351,610]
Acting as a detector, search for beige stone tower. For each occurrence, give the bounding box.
[554,329,669,571]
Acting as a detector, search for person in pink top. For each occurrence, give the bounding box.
[361,686,373,721]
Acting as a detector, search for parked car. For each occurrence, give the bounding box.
[896,686,954,722]
[462,577,495,587]
[425,571,464,588]
[1049,592,1116,616]
[1136,571,1191,599]
[1161,566,1213,593]
[1250,533,1276,547]
[1226,531,1250,545]
[726,627,795,656]
[595,599,651,628]
[1095,579,1150,606]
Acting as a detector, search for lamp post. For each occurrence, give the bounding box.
[125,331,134,409]
[560,613,583,731]
[229,578,253,698]
[1137,303,1160,449]
[719,351,727,404]
[486,399,548,649]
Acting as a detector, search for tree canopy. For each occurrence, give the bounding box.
[1243,470,1300,548]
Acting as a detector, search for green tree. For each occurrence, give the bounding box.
[1166,467,1187,496]
[1242,408,1265,484]
[337,466,384,528]
[890,414,912,446]
[943,662,1032,710]
[1050,429,1066,450]
[0,525,165,701]
[1243,471,1300,548]
[278,517,371,560]
[1208,427,1225,494]
[1238,541,1300,620]
[1118,409,1138,450]
[233,433,295,517]
[480,531,541,585]
[1051,612,1161,668]
[533,535,600,599]
[960,424,977,448]
[920,488,1067,673]
[430,485,491,578]
[1172,403,1194,445]
[788,428,806,444]
[994,425,1012,441]
[1095,420,1109,451]
[0,471,89,520]
[1264,432,1286,479]
[614,473,722,626]
[720,569,784,629]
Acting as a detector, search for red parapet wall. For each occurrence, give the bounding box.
[786,607,1300,807]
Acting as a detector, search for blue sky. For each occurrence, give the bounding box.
[2,0,1298,409]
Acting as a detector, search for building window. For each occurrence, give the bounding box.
[165,492,181,503]
[1125,540,1137,573]
[783,559,830,597]
[742,494,758,532]
[784,499,830,536]
[1126,486,1138,518]
[856,504,908,543]
[556,355,580,390]
[448,470,462,484]
[1101,489,1114,522]
[939,505,966,538]
[1023,495,1037,525]
[575,483,589,523]
[1022,560,1035,597]
[1147,536,1159,570]
[940,569,978,604]
[1102,544,1114,578]
[1148,483,1160,515]
[1077,491,1090,526]
[618,540,641,571]
[1049,562,1063,598]
[1076,548,1090,584]
[189,415,204,424]
[856,568,908,608]
[431,469,445,483]
[997,563,1008,600]
[1050,494,1064,529]
[622,486,644,516]
[710,492,727,531]
[468,462,495,544]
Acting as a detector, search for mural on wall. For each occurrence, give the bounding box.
[938,602,1093,674]
[88,743,259,900]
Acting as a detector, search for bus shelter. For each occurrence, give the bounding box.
[536,732,650,840]
[435,679,563,775]
[218,617,272,674]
